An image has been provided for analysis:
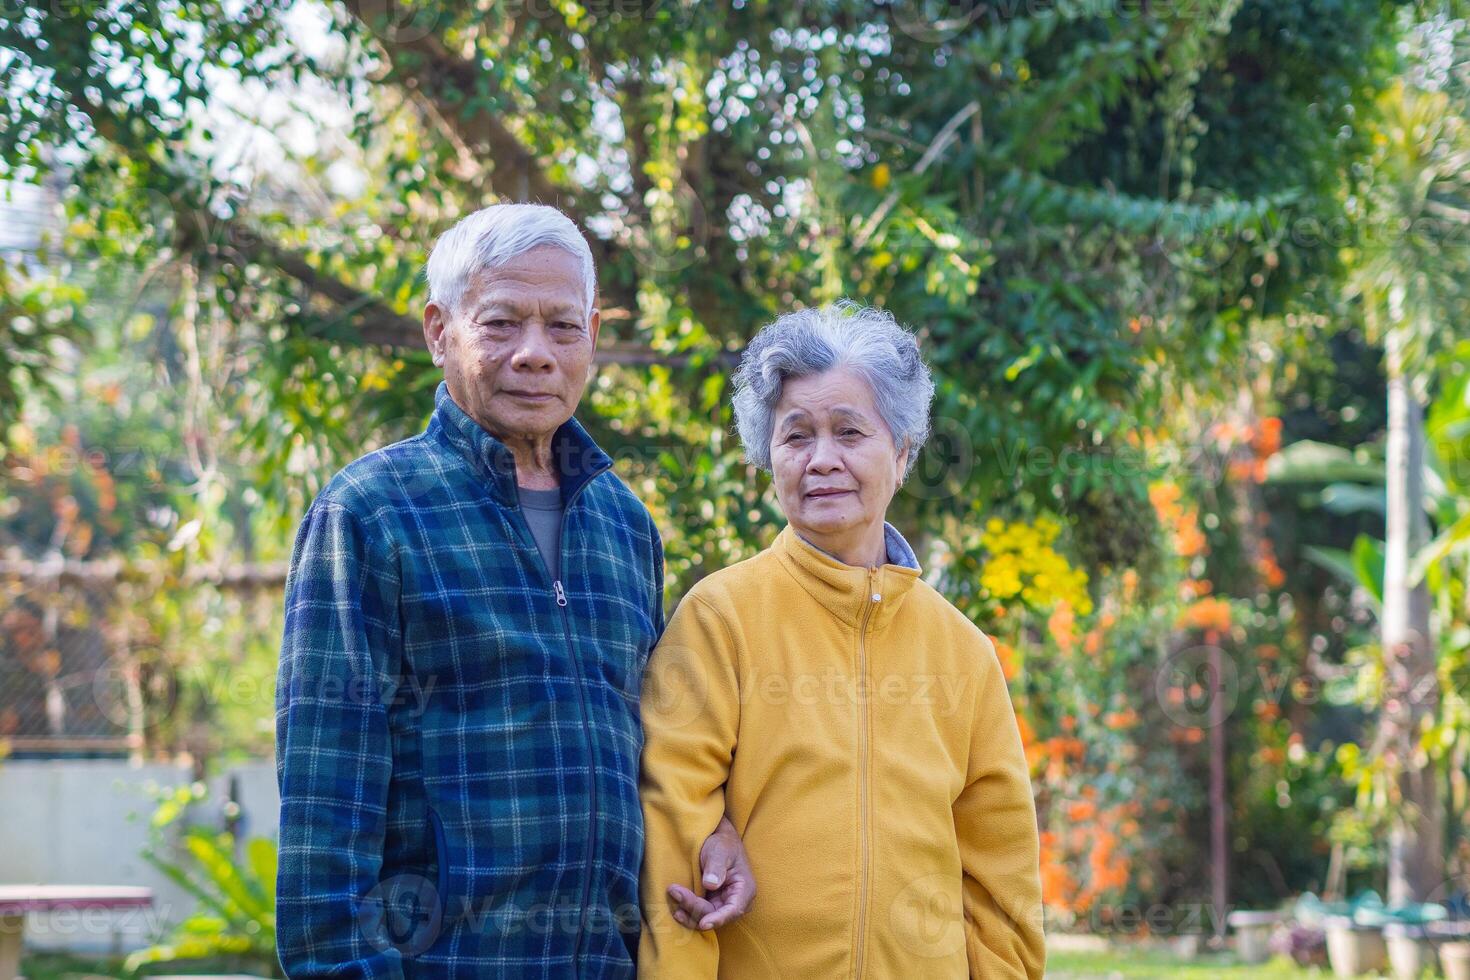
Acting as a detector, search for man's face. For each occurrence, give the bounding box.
[423,245,600,443]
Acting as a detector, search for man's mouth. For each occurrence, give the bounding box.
[505,391,556,402]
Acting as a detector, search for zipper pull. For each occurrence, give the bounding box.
[554,580,568,607]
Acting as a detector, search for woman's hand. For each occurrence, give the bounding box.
[666,813,756,931]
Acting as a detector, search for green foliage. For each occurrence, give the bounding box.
[0,254,85,434]
[1266,349,1470,880]
[126,782,279,978]
[0,0,1416,595]
[3,0,1463,922]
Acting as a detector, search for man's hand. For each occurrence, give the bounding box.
[666,813,756,931]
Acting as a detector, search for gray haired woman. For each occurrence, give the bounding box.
[638,301,1044,978]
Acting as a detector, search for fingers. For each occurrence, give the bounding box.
[697,899,739,931]
[697,876,755,930]
[698,835,736,891]
[666,883,716,930]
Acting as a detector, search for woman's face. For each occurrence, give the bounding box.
[769,367,905,550]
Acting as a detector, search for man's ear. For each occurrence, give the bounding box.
[424,301,449,367]
[588,305,602,349]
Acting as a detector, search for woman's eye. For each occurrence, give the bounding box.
[840,429,862,438]
[786,432,810,443]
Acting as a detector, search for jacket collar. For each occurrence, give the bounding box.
[426,380,613,506]
[772,521,922,631]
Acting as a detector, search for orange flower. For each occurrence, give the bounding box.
[1176,597,1232,632]
[994,640,1018,681]
[1174,515,1208,557]
[1040,858,1077,907]
[1256,541,1287,588]
[1149,483,1182,509]
[1255,417,1282,456]
[1121,569,1139,601]
[1048,600,1076,653]
[1015,710,1034,749]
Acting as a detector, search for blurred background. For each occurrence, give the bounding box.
[2,0,1469,976]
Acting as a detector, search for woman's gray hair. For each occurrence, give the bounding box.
[424,203,596,317]
[731,300,935,478]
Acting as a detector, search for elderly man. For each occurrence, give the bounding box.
[275,203,751,978]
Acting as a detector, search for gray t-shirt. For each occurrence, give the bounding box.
[517,485,565,581]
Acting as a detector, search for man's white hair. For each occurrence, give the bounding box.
[424,203,597,316]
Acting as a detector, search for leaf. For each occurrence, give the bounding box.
[1407,509,1470,587]
[1265,440,1384,485]
[1320,483,1386,517]
[1004,342,1043,382]
[1303,544,1382,614]
[1350,535,1386,607]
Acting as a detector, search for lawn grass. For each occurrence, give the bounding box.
[14,952,276,980]
[16,947,1368,979]
[1047,948,1349,978]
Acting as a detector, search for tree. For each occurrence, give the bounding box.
[1345,36,1470,899]
[2,0,1408,585]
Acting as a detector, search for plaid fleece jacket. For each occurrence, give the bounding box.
[275,381,664,979]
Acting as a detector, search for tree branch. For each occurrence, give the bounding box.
[341,0,566,208]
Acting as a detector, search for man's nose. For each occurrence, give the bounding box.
[510,323,556,371]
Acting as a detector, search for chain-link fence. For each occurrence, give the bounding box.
[1,559,286,761]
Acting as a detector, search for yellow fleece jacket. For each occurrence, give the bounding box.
[638,523,1045,979]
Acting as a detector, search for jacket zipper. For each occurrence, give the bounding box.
[508,465,609,973]
[854,566,880,980]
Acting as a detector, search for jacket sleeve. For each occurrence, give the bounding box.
[637,592,741,979]
[953,630,1047,980]
[275,499,406,979]
[649,514,667,643]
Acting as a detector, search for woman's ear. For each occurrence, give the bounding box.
[894,438,909,486]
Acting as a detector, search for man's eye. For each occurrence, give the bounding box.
[552,321,581,331]
[479,318,516,330]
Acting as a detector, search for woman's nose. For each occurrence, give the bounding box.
[807,436,844,472]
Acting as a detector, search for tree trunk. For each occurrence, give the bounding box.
[1381,313,1444,904]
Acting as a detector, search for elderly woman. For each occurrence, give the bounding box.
[638,301,1045,979]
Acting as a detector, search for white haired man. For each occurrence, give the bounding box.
[275,203,753,978]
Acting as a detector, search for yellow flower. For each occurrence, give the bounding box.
[976,515,1092,618]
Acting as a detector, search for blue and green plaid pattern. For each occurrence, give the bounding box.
[275,380,664,979]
